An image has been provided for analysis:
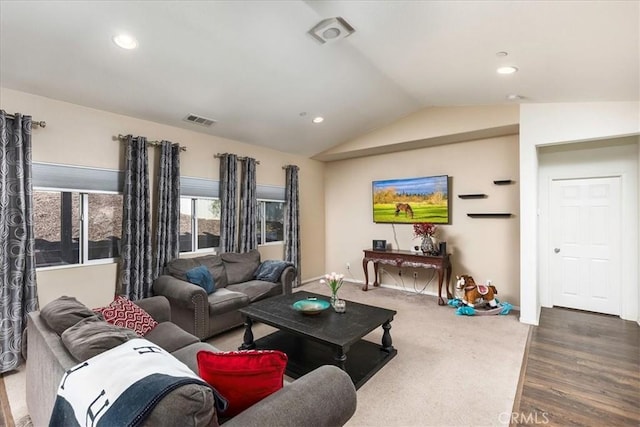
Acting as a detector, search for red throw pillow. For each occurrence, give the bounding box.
[197,350,288,417]
[95,296,158,336]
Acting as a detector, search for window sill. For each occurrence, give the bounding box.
[37,258,119,272]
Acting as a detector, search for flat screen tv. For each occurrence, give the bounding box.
[372,175,449,224]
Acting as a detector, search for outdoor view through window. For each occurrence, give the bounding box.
[33,191,123,267]
[34,192,285,267]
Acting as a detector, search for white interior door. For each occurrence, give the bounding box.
[549,177,621,315]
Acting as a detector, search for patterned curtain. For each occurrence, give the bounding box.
[120,136,152,301]
[239,157,257,253]
[0,111,38,373]
[153,141,180,279]
[219,153,238,253]
[284,165,301,286]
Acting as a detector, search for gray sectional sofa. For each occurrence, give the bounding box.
[26,295,357,427]
[153,250,295,340]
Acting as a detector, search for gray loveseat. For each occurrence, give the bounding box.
[26,295,357,427]
[153,250,295,340]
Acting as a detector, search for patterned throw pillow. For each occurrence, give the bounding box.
[197,349,287,417]
[95,296,158,336]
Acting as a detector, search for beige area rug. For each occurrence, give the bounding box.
[2,281,528,427]
[1,363,30,427]
[210,281,530,427]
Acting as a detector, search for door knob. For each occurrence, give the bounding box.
[554,248,560,253]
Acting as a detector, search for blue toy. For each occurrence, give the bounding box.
[448,297,512,316]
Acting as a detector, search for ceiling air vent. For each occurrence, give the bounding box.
[308,17,355,44]
[183,113,217,127]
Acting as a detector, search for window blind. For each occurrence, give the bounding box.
[32,162,123,193]
[180,176,284,200]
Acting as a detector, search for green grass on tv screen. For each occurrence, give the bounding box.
[373,202,448,224]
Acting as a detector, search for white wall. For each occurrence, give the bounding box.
[520,102,640,325]
[324,135,521,305]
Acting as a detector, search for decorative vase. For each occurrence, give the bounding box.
[420,236,435,255]
[333,299,346,313]
[330,292,339,307]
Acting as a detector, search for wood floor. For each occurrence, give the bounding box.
[512,307,640,426]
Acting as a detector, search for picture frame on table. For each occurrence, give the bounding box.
[373,239,387,251]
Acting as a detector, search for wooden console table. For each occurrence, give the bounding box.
[362,249,453,305]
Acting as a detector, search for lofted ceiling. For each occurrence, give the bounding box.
[1,1,638,157]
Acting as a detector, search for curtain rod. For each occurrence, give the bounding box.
[116,134,187,151]
[282,164,299,169]
[214,153,260,164]
[4,113,46,128]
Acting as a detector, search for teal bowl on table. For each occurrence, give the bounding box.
[292,298,331,315]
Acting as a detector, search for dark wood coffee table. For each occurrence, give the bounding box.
[238,290,397,389]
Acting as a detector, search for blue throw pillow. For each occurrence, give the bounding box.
[254,260,294,283]
[185,265,215,294]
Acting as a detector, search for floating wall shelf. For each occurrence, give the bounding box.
[493,180,514,185]
[458,194,487,199]
[467,213,512,218]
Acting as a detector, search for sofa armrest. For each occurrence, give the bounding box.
[225,365,357,427]
[153,275,209,339]
[135,295,172,323]
[279,266,296,295]
[26,312,77,427]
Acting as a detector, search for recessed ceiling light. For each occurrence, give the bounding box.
[113,34,138,50]
[497,66,518,74]
[506,94,523,101]
[312,116,324,124]
[496,51,509,57]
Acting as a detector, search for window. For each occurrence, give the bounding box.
[180,197,220,252]
[34,190,123,268]
[257,200,284,245]
[179,176,285,250]
[32,162,125,269]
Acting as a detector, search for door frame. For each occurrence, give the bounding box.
[538,141,638,321]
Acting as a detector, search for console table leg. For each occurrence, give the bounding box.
[445,265,453,299]
[437,270,446,305]
[373,261,380,287]
[362,259,369,291]
[239,317,256,350]
[381,320,394,353]
[334,347,347,371]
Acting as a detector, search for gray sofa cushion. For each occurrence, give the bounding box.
[208,289,251,314]
[142,383,218,427]
[40,296,98,335]
[144,321,200,353]
[227,280,281,302]
[221,250,261,285]
[166,258,201,280]
[61,316,139,361]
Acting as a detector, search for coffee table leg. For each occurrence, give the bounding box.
[239,317,256,350]
[334,347,347,371]
[381,320,394,353]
